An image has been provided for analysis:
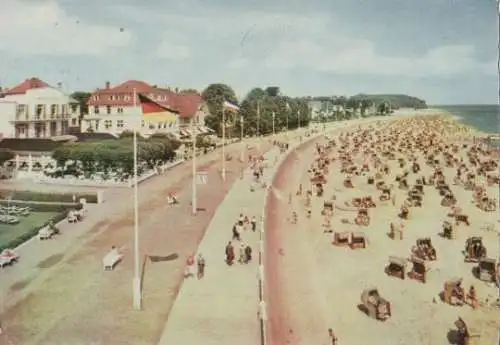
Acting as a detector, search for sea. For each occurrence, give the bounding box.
[435,105,499,135]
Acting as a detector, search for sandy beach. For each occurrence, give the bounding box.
[265,110,500,345]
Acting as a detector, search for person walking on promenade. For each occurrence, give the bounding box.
[328,328,338,345]
[197,253,205,279]
[232,224,241,241]
[185,254,195,278]
[250,216,257,232]
[238,243,246,264]
[244,244,252,263]
[225,241,235,265]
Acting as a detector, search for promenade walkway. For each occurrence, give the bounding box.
[157,146,283,345]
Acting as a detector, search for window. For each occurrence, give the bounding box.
[94,106,99,114]
[141,121,145,127]
[117,107,124,114]
[71,118,77,126]
[93,95,99,101]
[104,120,112,129]
[50,104,57,116]
[16,105,26,116]
[109,95,115,101]
[117,120,124,128]
[106,106,111,114]
[61,104,67,114]
[71,104,78,113]
[36,104,44,118]
[95,120,100,131]
[124,95,131,101]
[149,124,155,130]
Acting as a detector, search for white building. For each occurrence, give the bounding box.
[0,78,80,138]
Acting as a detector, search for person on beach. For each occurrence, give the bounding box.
[225,241,235,265]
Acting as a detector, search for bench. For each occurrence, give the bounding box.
[38,227,55,240]
[0,250,19,268]
[102,250,123,271]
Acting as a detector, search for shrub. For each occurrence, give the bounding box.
[0,190,98,203]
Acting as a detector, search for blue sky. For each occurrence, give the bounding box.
[0,0,498,104]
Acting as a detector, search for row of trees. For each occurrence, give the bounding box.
[201,84,312,137]
[51,133,181,178]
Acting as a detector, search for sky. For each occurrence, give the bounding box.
[0,0,498,105]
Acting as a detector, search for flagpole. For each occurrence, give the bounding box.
[132,88,141,310]
[298,109,301,130]
[222,108,226,181]
[191,117,197,215]
[256,100,260,137]
[272,111,275,139]
[240,115,244,162]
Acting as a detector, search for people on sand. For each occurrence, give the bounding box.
[225,241,235,265]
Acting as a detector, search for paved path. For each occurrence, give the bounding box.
[156,146,283,345]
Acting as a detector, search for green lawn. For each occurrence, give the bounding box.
[0,211,60,249]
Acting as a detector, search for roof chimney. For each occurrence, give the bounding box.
[105,81,110,89]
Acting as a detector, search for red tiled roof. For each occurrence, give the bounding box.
[4,77,50,95]
[88,80,202,118]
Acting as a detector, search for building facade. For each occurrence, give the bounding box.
[83,80,207,137]
[0,78,80,139]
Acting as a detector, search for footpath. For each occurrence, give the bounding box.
[156,136,297,345]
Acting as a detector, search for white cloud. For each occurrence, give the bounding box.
[263,30,495,77]
[0,0,131,56]
[156,41,192,60]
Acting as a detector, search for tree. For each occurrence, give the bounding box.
[265,86,280,97]
[0,149,14,166]
[202,83,238,136]
[70,92,91,116]
[180,88,199,94]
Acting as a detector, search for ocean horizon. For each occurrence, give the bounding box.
[433,104,499,134]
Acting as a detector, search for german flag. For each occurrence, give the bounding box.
[139,94,178,123]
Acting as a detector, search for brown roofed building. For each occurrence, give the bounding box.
[82,80,208,137]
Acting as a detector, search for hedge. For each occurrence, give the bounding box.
[0,201,83,251]
[0,190,98,204]
[0,200,83,212]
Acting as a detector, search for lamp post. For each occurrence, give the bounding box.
[132,88,141,310]
[191,118,197,215]
[240,115,244,162]
[221,108,226,181]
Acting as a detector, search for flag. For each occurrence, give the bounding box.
[139,94,178,124]
[223,101,240,112]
